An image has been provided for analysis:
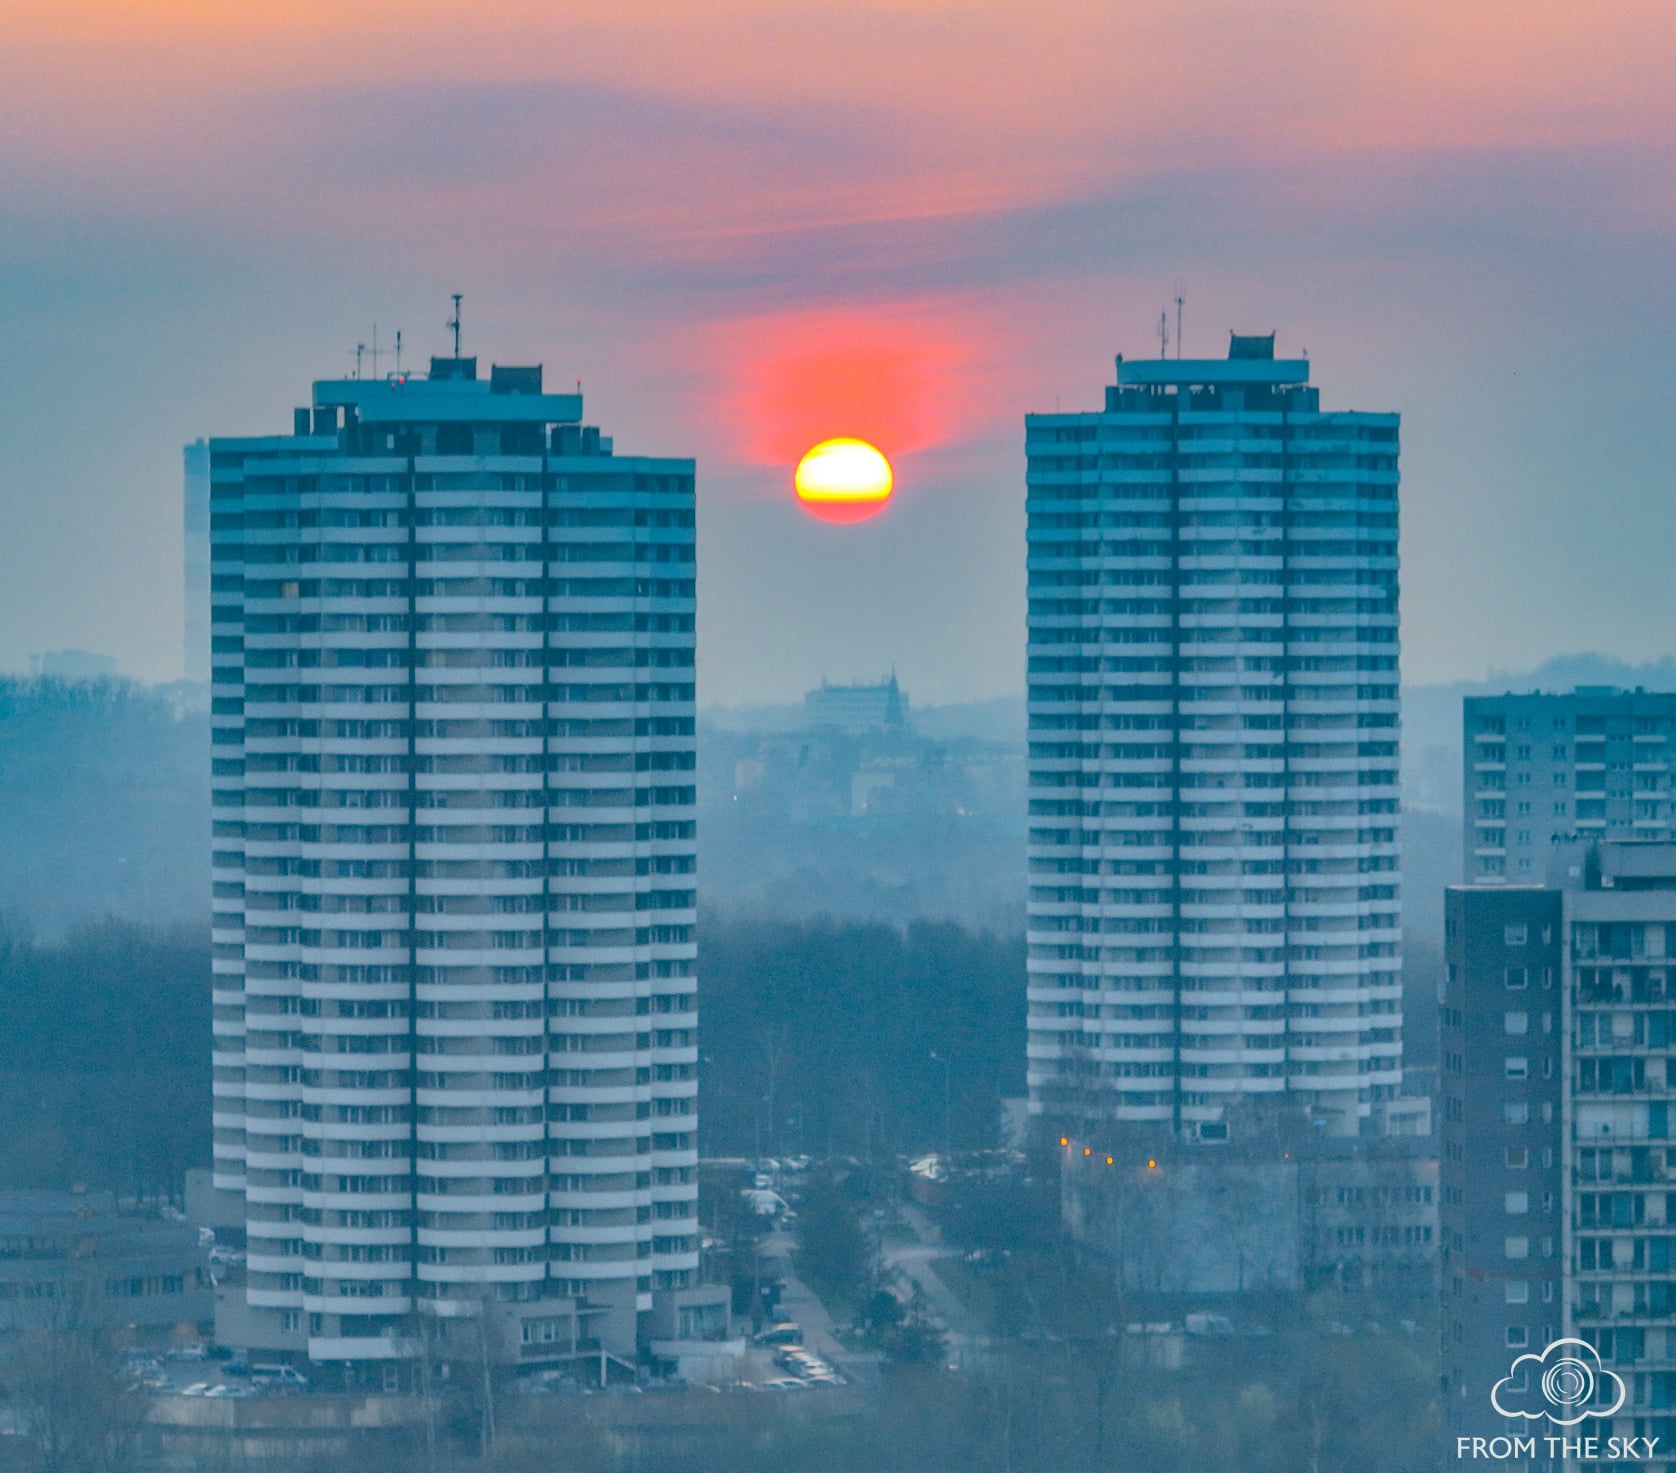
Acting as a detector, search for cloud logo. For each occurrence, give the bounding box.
[1491,1339,1626,1426]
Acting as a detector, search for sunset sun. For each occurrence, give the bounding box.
[794,438,893,524]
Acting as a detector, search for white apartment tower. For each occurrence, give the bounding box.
[1025,334,1403,1138]
[208,354,704,1378]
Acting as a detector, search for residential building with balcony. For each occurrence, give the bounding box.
[1444,841,1676,1468]
[206,353,704,1380]
[1025,332,1403,1138]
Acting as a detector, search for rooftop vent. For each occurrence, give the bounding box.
[490,364,543,395]
[1228,333,1276,361]
[429,356,479,382]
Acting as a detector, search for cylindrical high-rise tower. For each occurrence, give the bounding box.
[1025,333,1402,1138]
[209,354,703,1378]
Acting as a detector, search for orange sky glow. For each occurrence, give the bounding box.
[4,1,1676,695]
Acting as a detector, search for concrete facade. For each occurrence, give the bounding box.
[1443,843,1676,1466]
[1465,688,1676,886]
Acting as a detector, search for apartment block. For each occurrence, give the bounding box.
[1465,689,1676,885]
[1444,843,1676,1467]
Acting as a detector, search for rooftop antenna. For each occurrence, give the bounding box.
[1157,310,1170,360]
[1174,279,1185,359]
[448,294,463,358]
[354,343,365,379]
[394,330,403,378]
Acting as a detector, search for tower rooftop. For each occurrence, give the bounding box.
[311,363,582,425]
[1117,331,1309,388]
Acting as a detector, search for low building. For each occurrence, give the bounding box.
[643,1284,743,1382]
[0,1190,212,1339]
[1061,1114,1437,1301]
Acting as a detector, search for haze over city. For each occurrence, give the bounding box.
[6,6,1676,1473]
[5,2,1676,702]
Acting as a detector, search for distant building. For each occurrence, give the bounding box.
[29,650,118,681]
[1443,841,1676,1458]
[803,674,909,735]
[1025,333,1403,1139]
[0,1191,211,1338]
[206,351,708,1383]
[1465,687,1676,885]
[184,438,212,682]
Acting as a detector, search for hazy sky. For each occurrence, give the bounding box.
[3,2,1675,704]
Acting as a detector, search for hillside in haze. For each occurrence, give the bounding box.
[4,657,1675,935]
[0,679,208,935]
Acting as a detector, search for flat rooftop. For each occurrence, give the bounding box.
[312,357,583,424]
[1117,331,1310,388]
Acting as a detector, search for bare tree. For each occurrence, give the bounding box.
[0,1288,148,1473]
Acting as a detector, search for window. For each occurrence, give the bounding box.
[1505,924,1528,946]
[1505,1147,1529,1168]
[1505,1236,1530,1260]
[1505,1012,1529,1036]
[1505,967,1528,990]
[1505,1192,1530,1215]
[1505,1057,1529,1079]
[1505,1103,1530,1125]
[1506,1281,1530,1305]
[1507,1326,1529,1348]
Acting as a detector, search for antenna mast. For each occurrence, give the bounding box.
[1157,310,1170,360]
[1174,279,1185,359]
[395,330,403,377]
[448,294,463,358]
